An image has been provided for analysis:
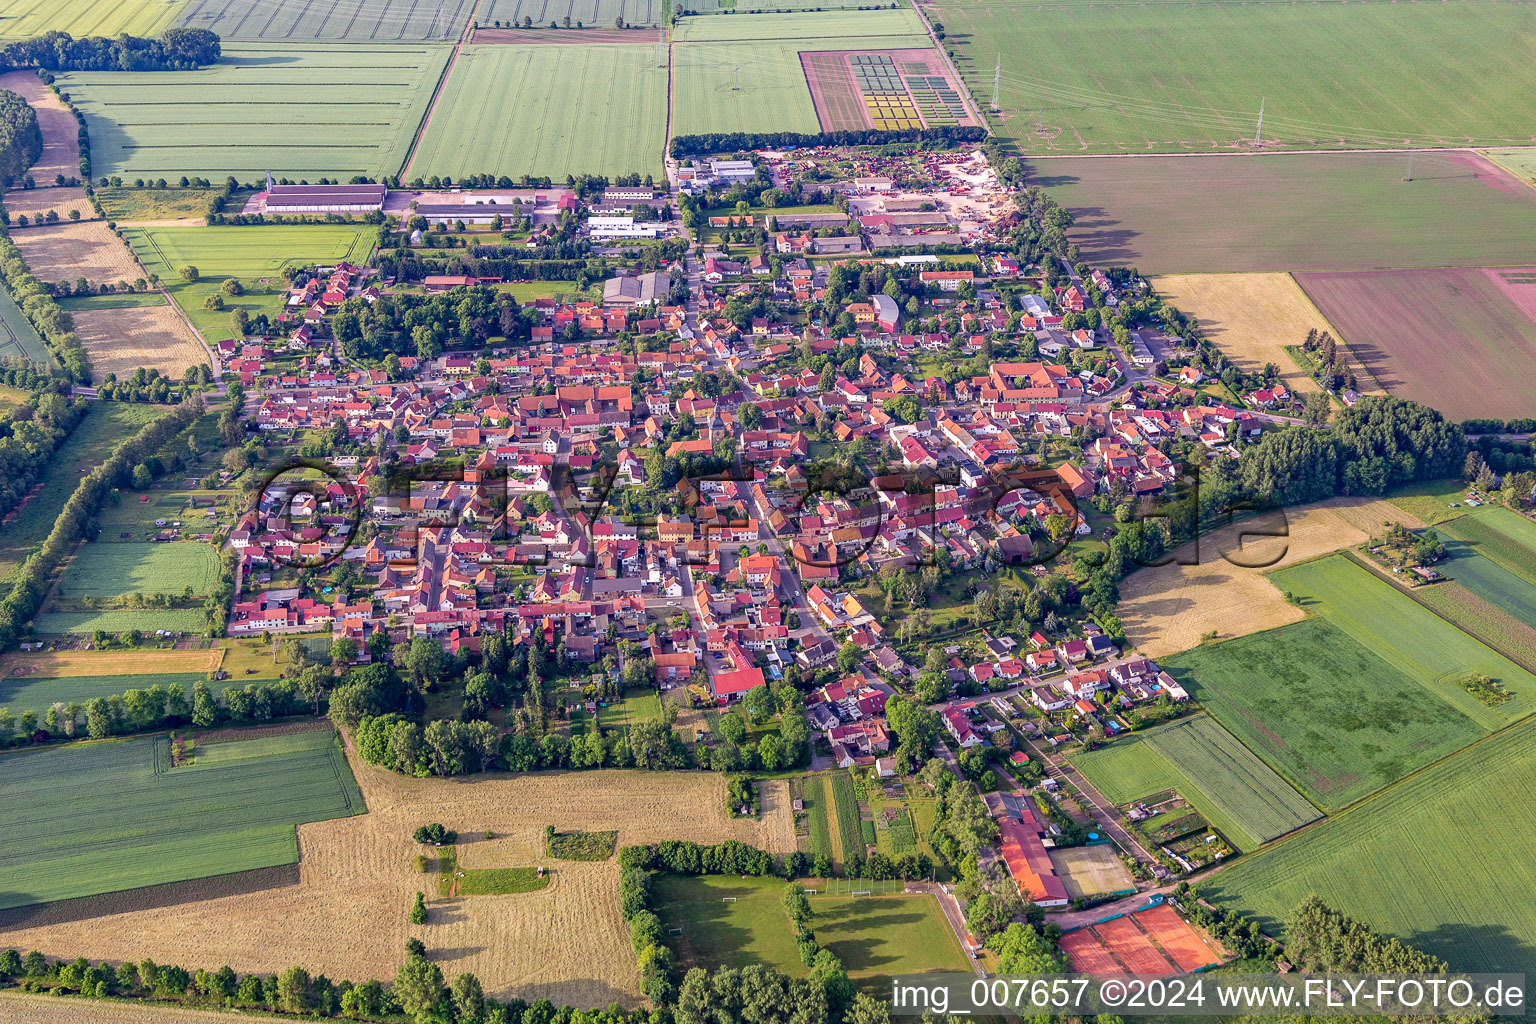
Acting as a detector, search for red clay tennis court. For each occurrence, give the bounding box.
[1060,928,1120,974]
[1094,916,1175,975]
[1136,904,1220,972]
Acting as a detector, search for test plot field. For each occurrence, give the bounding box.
[1294,267,1536,422]
[175,0,476,40]
[933,0,1536,154]
[0,727,364,909]
[58,44,451,180]
[801,49,975,133]
[408,45,666,180]
[1034,152,1536,274]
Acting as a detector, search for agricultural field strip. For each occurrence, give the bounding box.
[53,542,222,599]
[671,7,925,41]
[0,0,180,38]
[1439,508,1536,589]
[175,0,477,41]
[828,772,863,857]
[0,672,209,718]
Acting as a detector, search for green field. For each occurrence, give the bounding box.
[802,774,835,865]
[0,0,181,38]
[1435,528,1536,628]
[1269,554,1536,729]
[175,0,475,40]
[672,42,822,136]
[409,45,666,180]
[53,541,221,600]
[937,1,1536,154]
[59,44,452,180]
[595,688,661,730]
[0,671,207,720]
[1439,507,1536,589]
[94,187,230,223]
[671,7,923,40]
[33,608,211,634]
[123,224,370,334]
[654,873,972,990]
[1026,152,1536,274]
[58,292,169,311]
[828,771,864,860]
[1485,148,1536,187]
[0,276,53,366]
[1385,477,1471,526]
[1210,720,1536,976]
[480,0,662,28]
[1163,619,1484,811]
[0,726,364,908]
[0,403,163,588]
[1072,715,1320,851]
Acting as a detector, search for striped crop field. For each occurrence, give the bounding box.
[0,0,182,39]
[829,771,863,860]
[175,0,476,41]
[1210,720,1536,978]
[1440,507,1536,588]
[801,775,834,865]
[0,276,52,366]
[57,44,451,181]
[0,727,364,908]
[1072,715,1320,852]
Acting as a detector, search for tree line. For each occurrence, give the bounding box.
[5,28,220,71]
[669,127,985,157]
[0,229,91,381]
[0,88,40,188]
[0,388,87,522]
[0,398,200,650]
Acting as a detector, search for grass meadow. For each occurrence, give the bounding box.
[1163,619,1484,811]
[59,44,451,180]
[52,542,221,600]
[828,772,863,860]
[1209,719,1536,977]
[1268,554,1536,729]
[0,0,181,38]
[936,1,1536,154]
[1434,527,1536,626]
[33,608,211,634]
[0,727,364,908]
[595,688,661,730]
[1071,715,1320,851]
[1030,152,1536,274]
[174,0,476,40]
[653,873,971,991]
[0,671,207,720]
[0,279,53,366]
[124,224,371,334]
[408,45,667,181]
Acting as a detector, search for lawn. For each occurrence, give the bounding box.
[174,0,476,40]
[408,45,666,181]
[0,0,180,38]
[1028,152,1536,274]
[1209,720,1536,977]
[59,44,452,180]
[596,687,661,730]
[0,726,364,908]
[936,0,1536,154]
[1162,619,1485,811]
[654,873,972,991]
[0,278,53,365]
[52,541,221,600]
[1439,507,1536,589]
[123,223,371,335]
[33,608,211,634]
[1386,478,1471,526]
[1072,715,1320,852]
[0,671,208,721]
[1268,554,1536,729]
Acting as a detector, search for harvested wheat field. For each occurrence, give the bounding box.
[0,71,82,186]
[1,186,95,224]
[0,647,223,677]
[1117,496,1422,658]
[11,221,143,287]
[72,303,206,379]
[0,753,794,1008]
[1151,273,1328,396]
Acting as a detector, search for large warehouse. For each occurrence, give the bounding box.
[262,183,387,215]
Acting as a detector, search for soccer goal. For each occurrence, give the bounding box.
[721,896,737,903]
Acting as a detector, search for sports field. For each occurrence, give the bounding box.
[1438,506,1536,588]
[124,224,371,334]
[408,45,666,180]
[1294,268,1536,421]
[1269,554,1536,729]
[672,42,822,136]
[1071,715,1319,852]
[0,671,208,721]
[1031,152,1536,274]
[935,1,1536,154]
[0,0,181,38]
[53,541,221,600]
[1162,619,1484,811]
[176,0,474,39]
[653,873,971,990]
[0,277,52,366]
[0,727,364,909]
[1149,274,1323,396]
[59,44,451,180]
[480,0,662,27]
[1210,719,1536,976]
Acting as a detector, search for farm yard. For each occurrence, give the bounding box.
[1148,274,1325,396]
[174,0,476,40]
[123,223,372,335]
[1293,267,1536,422]
[1162,619,1485,811]
[58,44,451,180]
[0,0,181,39]
[0,726,364,910]
[1209,719,1536,978]
[407,45,667,181]
[10,221,145,289]
[1071,714,1320,852]
[478,0,663,27]
[934,1,1536,154]
[653,873,972,991]
[1114,496,1415,658]
[1031,152,1536,274]
[0,761,793,1007]
[71,302,208,380]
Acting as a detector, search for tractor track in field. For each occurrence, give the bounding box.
[400,0,483,179]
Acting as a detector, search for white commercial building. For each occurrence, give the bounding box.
[587,216,661,239]
[708,159,756,182]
